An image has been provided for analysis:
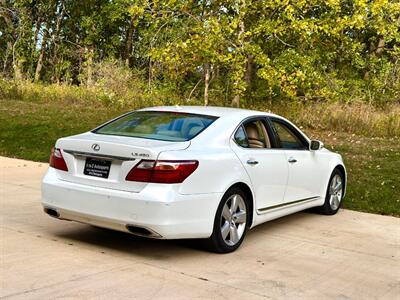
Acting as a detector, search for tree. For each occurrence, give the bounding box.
[0,0,398,105]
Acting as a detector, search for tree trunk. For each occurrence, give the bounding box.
[245,54,254,88]
[32,18,42,53]
[0,0,13,28]
[86,47,94,87]
[34,28,49,82]
[148,58,152,89]
[187,78,202,101]
[231,94,240,108]
[12,30,22,80]
[53,1,65,40]
[214,65,220,80]
[50,0,66,82]
[375,38,385,56]
[1,0,19,78]
[125,17,135,66]
[230,0,246,108]
[204,63,210,106]
[364,38,385,80]
[12,38,23,80]
[3,41,12,75]
[13,59,23,80]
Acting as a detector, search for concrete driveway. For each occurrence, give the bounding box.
[1,156,399,299]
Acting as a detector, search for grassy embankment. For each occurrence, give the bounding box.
[0,82,399,216]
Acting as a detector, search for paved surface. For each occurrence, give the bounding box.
[0,156,399,300]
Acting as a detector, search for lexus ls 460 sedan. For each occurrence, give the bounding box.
[42,106,346,253]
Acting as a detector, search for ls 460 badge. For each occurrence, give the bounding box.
[131,152,150,157]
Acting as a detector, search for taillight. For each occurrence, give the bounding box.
[126,160,155,182]
[126,160,198,184]
[49,148,68,171]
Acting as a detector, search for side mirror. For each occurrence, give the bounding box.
[310,140,324,151]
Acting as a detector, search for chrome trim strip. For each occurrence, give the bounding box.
[63,150,135,161]
[257,196,320,213]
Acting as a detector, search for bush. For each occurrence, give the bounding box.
[1,78,399,137]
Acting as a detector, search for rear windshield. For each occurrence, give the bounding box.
[93,111,218,142]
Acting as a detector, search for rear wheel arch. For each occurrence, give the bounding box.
[206,183,253,253]
[224,182,254,227]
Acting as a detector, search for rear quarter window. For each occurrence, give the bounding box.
[234,125,249,148]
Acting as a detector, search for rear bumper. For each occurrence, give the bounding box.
[41,168,222,239]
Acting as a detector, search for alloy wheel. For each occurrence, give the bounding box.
[220,194,247,246]
[329,174,343,210]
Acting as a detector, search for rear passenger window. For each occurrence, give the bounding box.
[234,126,249,148]
[234,120,272,149]
[247,121,270,148]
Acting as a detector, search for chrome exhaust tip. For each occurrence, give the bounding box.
[44,207,60,218]
[126,224,161,238]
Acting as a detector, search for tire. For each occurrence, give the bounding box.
[206,187,250,253]
[317,168,345,215]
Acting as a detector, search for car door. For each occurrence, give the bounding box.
[231,118,288,211]
[268,117,322,203]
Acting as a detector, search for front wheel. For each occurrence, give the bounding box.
[317,169,344,215]
[206,187,249,253]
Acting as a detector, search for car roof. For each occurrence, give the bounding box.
[139,105,277,119]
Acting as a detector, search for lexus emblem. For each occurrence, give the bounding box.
[92,144,100,152]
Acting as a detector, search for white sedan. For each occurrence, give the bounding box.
[42,106,346,253]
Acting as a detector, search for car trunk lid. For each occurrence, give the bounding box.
[54,132,190,192]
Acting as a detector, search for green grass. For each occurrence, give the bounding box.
[0,97,399,216]
[306,130,400,216]
[0,98,124,161]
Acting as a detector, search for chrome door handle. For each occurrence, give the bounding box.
[247,159,259,165]
[288,157,297,163]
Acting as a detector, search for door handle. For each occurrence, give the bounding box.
[247,159,259,165]
[288,157,297,163]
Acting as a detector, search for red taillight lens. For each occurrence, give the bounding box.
[125,160,155,182]
[151,160,199,183]
[125,160,198,184]
[49,148,68,171]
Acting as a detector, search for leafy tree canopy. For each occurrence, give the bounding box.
[0,0,399,106]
